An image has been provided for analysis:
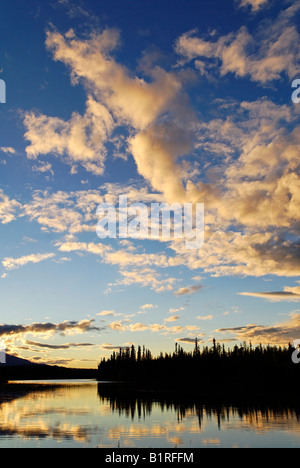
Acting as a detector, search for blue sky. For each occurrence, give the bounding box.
[1,0,300,368]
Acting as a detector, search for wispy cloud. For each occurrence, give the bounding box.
[0,190,20,224]
[174,284,203,296]
[239,284,300,302]
[197,315,213,320]
[164,315,180,323]
[25,340,95,350]
[2,253,55,271]
[0,147,16,155]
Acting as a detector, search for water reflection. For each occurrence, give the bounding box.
[97,383,300,432]
[0,381,299,447]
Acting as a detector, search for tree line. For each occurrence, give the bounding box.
[97,339,300,398]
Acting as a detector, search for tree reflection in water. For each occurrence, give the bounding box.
[97,383,300,431]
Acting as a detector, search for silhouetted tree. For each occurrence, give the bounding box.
[97,340,299,398]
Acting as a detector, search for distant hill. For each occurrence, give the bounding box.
[0,354,97,381]
[0,354,41,367]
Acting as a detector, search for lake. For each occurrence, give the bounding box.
[0,380,299,448]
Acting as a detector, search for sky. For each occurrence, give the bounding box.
[0,0,300,368]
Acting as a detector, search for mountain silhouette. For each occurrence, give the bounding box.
[0,353,97,381]
[0,354,40,367]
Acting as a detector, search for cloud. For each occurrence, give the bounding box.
[0,147,16,154]
[0,319,102,339]
[106,321,124,331]
[169,307,185,314]
[175,3,300,83]
[116,268,177,293]
[97,310,117,317]
[45,28,185,131]
[239,284,300,302]
[238,0,269,12]
[129,323,150,332]
[140,304,157,311]
[197,315,213,320]
[58,241,176,289]
[0,190,20,224]
[100,343,129,351]
[56,0,93,19]
[25,340,95,349]
[128,121,193,204]
[24,96,114,175]
[15,24,300,284]
[105,319,201,336]
[176,337,201,344]
[21,188,113,234]
[22,27,197,204]
[164,316,180,322]
[21,185,159,235]
[174,284,203,296]
[2,253,55,271]
[216,313,300,346]
[32,161,54,175]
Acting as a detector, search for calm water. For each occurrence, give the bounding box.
[0,380,300,448]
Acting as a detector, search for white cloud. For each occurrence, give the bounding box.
[24,96,114,175]
[32,161,54,175]
[140,304,158,310]
[116,268,178,293]
[106,319,201,336]
[0,190,20,224]
[45,28,184,131]
[15,22,300,285]
[169,307,185,314]
[97,310,118,317]
[165,315,180,322]
[2,253,55,271]
[23,28,197,205]
[0,147,16,155]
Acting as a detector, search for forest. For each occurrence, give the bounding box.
[97,339,300,400]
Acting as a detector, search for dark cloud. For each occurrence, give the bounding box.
[239,291,300,302]
[0,319,103,338]
[25,340,95,350]
[176,337,202,344]
[101,344,129,351]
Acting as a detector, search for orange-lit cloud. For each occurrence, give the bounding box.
[0,190,20,224]
[238,0,269,12]
[176,2,300,83]
[216,313,300,346]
